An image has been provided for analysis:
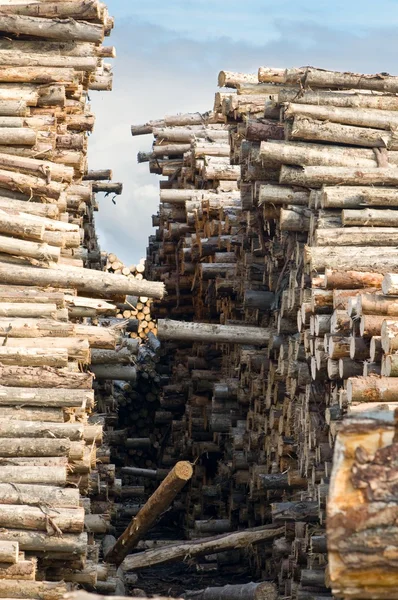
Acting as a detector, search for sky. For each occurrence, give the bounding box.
[89,0,398,264]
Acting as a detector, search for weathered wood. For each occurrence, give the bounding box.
[158,319,275,345]
[0,387,92,408]
[0,365,92,388]
[0,483,79,508]
[0,263,165,299]
[184,582,278,600]
[106,461,193,565]
[0,504,84,533]
[0,541,18,564]
[0,438,71,457]
[0,13,104,43]
[121,525,284,571]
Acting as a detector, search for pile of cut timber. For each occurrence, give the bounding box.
[130,66,398,599]
[105,255,157,337]
[0,3,165,598]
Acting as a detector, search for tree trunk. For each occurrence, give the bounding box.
[258,184,309,206]
[260,140,379,168]
[342,208,398,226]
[0,386,92,408]
[0,234,59,262]
[106,461,193,565]
[285,102,398,130]
[281,165,398,187]
[0,1,101,20]
[278,88,398,110]
[347,376,398,403]
[0,438,71,457]
[0,541,18,564]
[315,227,398,246]
[285,66,398,93]
[323,186,398,209]
[306,246,398,274]
[0,558,35,580]
[0,263,165,299]
[0,346,68,367]
[0,365,92,388]
[157,319,275,346]
[0,420,83,440]
[325,270,383,289]
[0,13,104,43]
[0,504,84,533]
[121,525,284,571]
[0,465,66,485]
[0,578,68,599]
[0,483,79,508]
[90,364,137,381]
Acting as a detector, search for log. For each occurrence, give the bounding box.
[315,227,398,246]
[285,66,398,92]
[0,483,79,508]
[0,465,66,485]
[260,140,380,168]
[258,184,309,206]
[0,420,83,440]
[280,165,398,187]
[0,13,104,43]
[285,102,398,130]
[0,578,68,598]
[0,530,87,554]
[0,504,84,533]
[342,208,398,226]
[305,246,398,274]
[0,337,90,363]
[382,273,398,295]
[0,264,165,299]
[184,582,278,600]
[0,541,18,564]
[0,387,92,408]
[90,365,137,381]
[0,438,71,457]
[347,377,398,403]
[0,2,101,20]
[323,186,398,209]
[358,294,398,317]
[0,235,59,262]
[157,319,275,346]
[278,88,398,110]
[121,525,284,571]
[381,319,398,353]
[106,461,193,565]
[0,347,67,367]
[325,270,384,290]
[0,558,35,580]
[0,366,92,388]
[243,290,275,310]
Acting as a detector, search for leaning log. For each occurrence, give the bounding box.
[106,461,193,565]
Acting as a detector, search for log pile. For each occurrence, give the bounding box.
[105,255,157,338]
[131,66,398,599]
[0,3,166,598]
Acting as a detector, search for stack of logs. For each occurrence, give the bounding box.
[0,3,166,600]
[130,66,398,600]
[105,255,157,338]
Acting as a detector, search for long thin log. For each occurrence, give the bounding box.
[158,319,274,345]
[121,525,284,571]
[0,366,92,388]
[106,461,193,565]
[0,387,92,408]
[0,438,71,457]
[0,504,84,533]
[0,483,79,508]
[0,263,165,299]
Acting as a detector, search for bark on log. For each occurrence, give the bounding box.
[0,541,18,564]
[121,525,284,571]
[0,504,84,533]
[0,13,104,43]
[0,529,87,554]
[0,264,165,299]
[0,438,71,457]
[0,483,79,508]
[0,420,83,440]
[106,461,193,565]
[0,387,92,408]
[0,578,68,599]
[342,208,398,226]
[0,465,66,485]
[0,365,92,388]
[280,165,398,187]
[0,557,35,580]
[285,66,398,93]
[323,186,398,209]
[90,365,137,381]
[315,227,398,246]
[0,2,101,20]
[285,102,398,130]
[347,376,398,403]
[305,246,398,274]
[325,270,383,290]
[158,319,275,346]
[184,582,277,600]
[0,347,68,367]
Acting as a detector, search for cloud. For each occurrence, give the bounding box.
[88,16,398,263]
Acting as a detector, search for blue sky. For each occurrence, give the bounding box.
[89,0,398,263]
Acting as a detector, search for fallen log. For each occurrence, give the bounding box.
[183,582,278,600]
[121,525,284,571]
